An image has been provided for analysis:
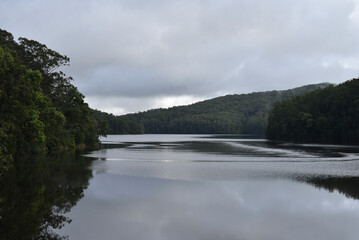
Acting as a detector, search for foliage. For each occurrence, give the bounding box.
[0,29,100,160]
[94,83,330,135]
[0,28,102,178]
[266,78,359,144]
[93,110,144,134]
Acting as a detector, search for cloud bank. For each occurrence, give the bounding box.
[1,0,359,114]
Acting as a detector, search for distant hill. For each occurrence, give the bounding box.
[266,78,359,144]
[94,82,331,135]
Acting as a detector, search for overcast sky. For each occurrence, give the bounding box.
[1,0,359,114]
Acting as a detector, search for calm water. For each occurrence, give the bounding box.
[2,135,359,240]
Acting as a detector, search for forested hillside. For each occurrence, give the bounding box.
[0,29,102,170]
[94,83,330,135]
[266,78,359,144]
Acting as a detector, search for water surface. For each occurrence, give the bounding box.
[2,134,359,240]
[61,135,359,240]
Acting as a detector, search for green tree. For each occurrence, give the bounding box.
[266,78,359,144]
[0,46,48,156]
[93,83,330,135]
[0,28,100,158]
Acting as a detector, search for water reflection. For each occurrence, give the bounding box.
[88,136,359,179]
[57,135,359,240]
[0,152,93,240]
[58,175,359,240]
[305,177,359,200]
[2,135,359,240]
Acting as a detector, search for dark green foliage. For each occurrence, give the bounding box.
[93,110,144,134]
[0,28,100,171]
[94,83,330,135]
[266,78,359,144]
[0,46,48,158]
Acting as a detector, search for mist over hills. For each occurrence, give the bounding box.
[94,83,331,135]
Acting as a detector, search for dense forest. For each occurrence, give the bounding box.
[94,83,330,135]
[266,78,359,144]
[0,29,103,174]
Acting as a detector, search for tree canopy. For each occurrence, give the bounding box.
[266,78,359,144]
[0,29,102,170]
[94,83,330,135]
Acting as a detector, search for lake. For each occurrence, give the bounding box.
[1,134,359,240]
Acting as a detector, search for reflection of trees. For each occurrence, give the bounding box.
[305,177,359,200]
[0,151,93,240]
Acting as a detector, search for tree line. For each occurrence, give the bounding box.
[266,78,359,144]
[94,83,330,135]
[0,29,103,174]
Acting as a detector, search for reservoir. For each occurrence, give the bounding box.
[2,135,359,239]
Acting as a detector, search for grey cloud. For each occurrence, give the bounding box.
[1,0,359,113]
